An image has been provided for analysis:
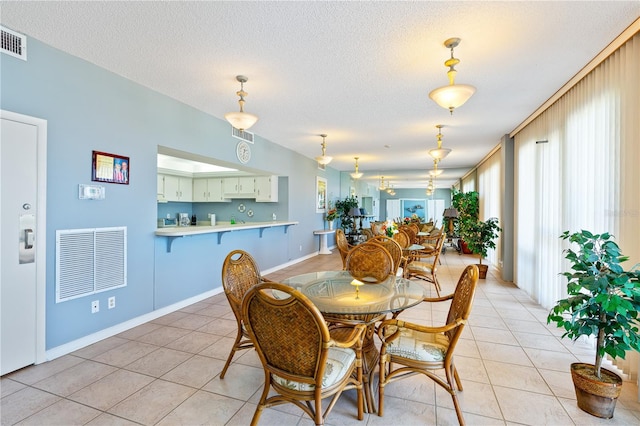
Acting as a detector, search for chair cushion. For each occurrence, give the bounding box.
[386,327,450,362]
[272,347,356,391]
[406,261,434,274]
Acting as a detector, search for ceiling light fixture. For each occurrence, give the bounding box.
[378,176,387,191]
[350,157,363,179]
[429,38,476,115]
[315,134,333,165]
[225,75,259,130]
[429,125,451,160]
[429,158,444,176]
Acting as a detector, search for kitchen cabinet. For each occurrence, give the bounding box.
[160,174,192,202]
[223,176,255,197]
[255,175,278,202]
[192,178,230,202]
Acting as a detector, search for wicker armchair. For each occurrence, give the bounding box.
[346,243,394,283]
[404,232,447,296]
[361,228,374,240]
[242,282,365,426]
[399,225,418,245]
[367,235,407,277]
[335,229,354,269]
[220,250,271,379]
[392,229,411,249]
[377,265,479,425]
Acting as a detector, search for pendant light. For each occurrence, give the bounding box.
[378,176,387,191]
[350,157,363,179]
[429,38,476,115]
[315,134,333,165]
[429,158,444,177]
[429,125,451,160]
[224,75,259,130]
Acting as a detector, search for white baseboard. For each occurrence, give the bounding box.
[45,251,322,361]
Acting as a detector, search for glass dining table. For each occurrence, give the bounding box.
[278,270,427,413]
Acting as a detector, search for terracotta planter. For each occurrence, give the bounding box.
[476,264,488,279]
[571,362,622,419]
[460,240,473,254]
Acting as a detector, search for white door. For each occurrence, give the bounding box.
[386,199,400,221]
[1,113,46,375]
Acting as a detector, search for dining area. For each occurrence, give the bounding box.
[3,249,636,426]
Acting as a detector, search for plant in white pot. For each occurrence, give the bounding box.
[547,230,640,418]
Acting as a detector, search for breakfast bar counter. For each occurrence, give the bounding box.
[156,221,299,252]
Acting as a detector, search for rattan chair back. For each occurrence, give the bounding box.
[392,230,410,249]
[335,229,353,269]
[399,225,417,245]
[220,250,267,378]
[346,243,394,283]
[361,228,374,240]
[367,236,404,276]
[242,282,364,425]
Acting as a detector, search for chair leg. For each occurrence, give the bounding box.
[445,364,465,425]
[220,330,243,379]
[453,364,463,391]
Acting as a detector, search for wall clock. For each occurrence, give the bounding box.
[236,141,251,164]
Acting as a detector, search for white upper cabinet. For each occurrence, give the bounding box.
[192,178,230,202]
[255,176,278,202]
[159,174,192,202]
[223,176,255,197]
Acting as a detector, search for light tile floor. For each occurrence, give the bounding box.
[2,250,639,425]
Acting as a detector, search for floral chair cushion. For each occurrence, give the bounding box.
[406,261,434,275]
[386,327,450,362]
[272,347,356,391]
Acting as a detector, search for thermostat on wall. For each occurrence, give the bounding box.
[79,184,105,200]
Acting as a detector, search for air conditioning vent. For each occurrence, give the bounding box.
[231,126,254,144]
[1,26,27,60]
[56,227,127,302]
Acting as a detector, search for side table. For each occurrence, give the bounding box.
[313,229,335,254]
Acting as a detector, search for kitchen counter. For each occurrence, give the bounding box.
[155,221,299,252]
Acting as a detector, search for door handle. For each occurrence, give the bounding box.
[24,229,34,249]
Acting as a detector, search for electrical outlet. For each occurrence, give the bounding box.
[91,300,99,313]
[108,296,115,309]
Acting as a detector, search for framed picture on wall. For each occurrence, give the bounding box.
[316,176,327,212]
[92,151,129,185]
[400,199,426,221]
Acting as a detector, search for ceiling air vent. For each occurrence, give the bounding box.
[1,26,27,60]
[231,126,254,144]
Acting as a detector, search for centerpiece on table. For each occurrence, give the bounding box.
[325,208,338,230]
[381,220,398,237]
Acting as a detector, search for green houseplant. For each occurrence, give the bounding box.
[335,196,359,232]
[547,230,640,418]
[451,189,479,254]
[463,217,501,279]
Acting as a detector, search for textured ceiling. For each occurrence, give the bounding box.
[2,1,639,188]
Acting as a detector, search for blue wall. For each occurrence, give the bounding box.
[1,38,340,350]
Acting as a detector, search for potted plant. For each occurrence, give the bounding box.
[325,208,338,230]
[463,217,501,279]
[335,196,359,233]
[451,189,479,254]
[547,230,640,418]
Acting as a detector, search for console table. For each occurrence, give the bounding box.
[313,229,335,254]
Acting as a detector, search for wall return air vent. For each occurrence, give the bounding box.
[1,26,27,60]
[56,227,127,302]
[231,126,254,144]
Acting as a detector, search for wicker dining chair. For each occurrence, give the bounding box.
[403,232,447,296]
[346,242,394,283]
[242,282,365,426]
[399,225,418,245]
[361,228,374,240]
[219,250,272,379]
[367,235,407,277]
[392,229,411,249]
[377,265,480,426]
[335,228,354,269]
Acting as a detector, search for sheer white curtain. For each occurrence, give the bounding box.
[477,149,502,268]
[461,170,476,193]
[514,32,640,309]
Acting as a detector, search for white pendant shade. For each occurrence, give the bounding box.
[224,111,258,131]
[350,157,363,179]
[316,154,333,165]
[429,84,476,113]
[428,147,452,160]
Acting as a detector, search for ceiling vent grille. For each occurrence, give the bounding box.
[231,126,254,144]
[1,26,27,60]
[56,227,127,302]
